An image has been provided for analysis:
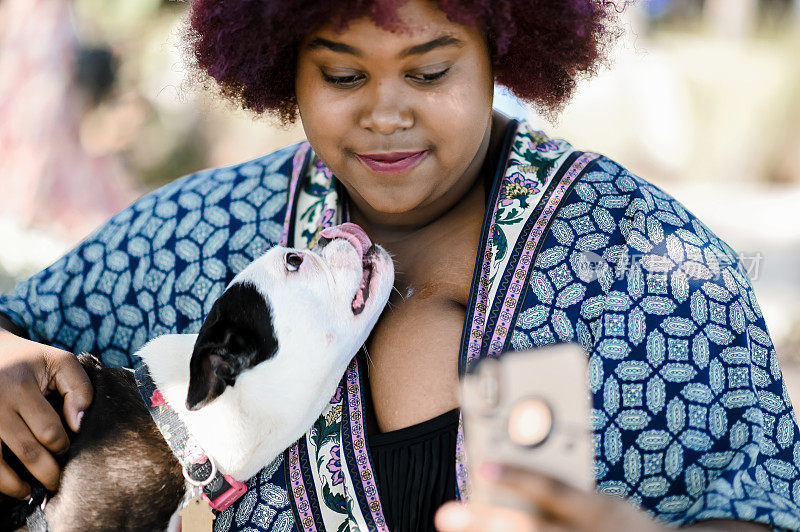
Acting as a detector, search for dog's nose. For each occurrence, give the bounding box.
[284,252,304,271]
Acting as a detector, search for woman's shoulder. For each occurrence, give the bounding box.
[0,141,312,360]
[575,153,736,258]
[513,122,720,252]
[145,141,308,204]
[513,121,680,217]
[523,129,749,299]
[92,141,310,243]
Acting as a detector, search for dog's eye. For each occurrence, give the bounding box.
[284,252,303,272]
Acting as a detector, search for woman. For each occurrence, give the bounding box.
[0,1,798,531]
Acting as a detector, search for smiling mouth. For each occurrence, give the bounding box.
[318,223,376,315]
[355,151,427,174]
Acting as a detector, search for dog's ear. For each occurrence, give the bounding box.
[186,283,278,411]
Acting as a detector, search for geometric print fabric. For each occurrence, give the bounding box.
[0,144,296,368]
[511,157,800,530]
[2,142,800,530]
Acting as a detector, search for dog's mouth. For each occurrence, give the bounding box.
[318,223,377,315]
[352,254,375,315]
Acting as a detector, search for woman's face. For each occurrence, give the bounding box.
[295,0,494,230]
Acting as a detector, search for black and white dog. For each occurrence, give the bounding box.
[0,223,393,531]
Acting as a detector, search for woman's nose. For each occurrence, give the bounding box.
[358,81,414,135]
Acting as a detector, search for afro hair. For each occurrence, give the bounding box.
[183,0,631,123]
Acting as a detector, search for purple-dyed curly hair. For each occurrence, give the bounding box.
[183,0,631,123]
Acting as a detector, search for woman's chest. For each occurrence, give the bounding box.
[365,219,481,433]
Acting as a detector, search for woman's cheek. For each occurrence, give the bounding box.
[423,115,486,179]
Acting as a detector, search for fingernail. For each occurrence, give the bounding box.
[24,493,31,502]
[437,504,472,531]
[76,411,84,431]
[479,462,501,481]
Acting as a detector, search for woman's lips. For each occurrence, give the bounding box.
[355,151,427,174]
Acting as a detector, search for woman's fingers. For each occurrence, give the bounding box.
[0,455,29,500]
[435,501,565,532]
[48,351,92,433]
[483,463,666,532]
[435,502,473,531]
[0,412,61,491]
[16,381,70,455]
[485,462,602,527]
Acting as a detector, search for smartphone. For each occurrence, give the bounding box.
[461,343,594,512]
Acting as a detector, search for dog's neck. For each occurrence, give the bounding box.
[137,334,346,481]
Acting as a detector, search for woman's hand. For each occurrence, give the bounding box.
[0,329,92,499]
[434,463,671,532]
[435,463,769,532]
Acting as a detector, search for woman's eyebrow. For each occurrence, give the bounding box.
[399,35,464,57]
[305,34,464,58]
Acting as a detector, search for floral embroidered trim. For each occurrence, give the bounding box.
[455,137,599,498]
[455,413,470,500]
[498,171,541,208]
[463,123,576,373]
[342,357,389,531]
[309,389,349,525]
[293,156,342,250]
[288,439,325,532]
[488,152,600,356]
[461,123,519,374]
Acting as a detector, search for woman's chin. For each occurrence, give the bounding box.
[350,186,437,216]
[361,199,442,226]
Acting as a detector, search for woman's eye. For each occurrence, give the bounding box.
[321,68,450,87]
[322,72,365,87]
[410,68,450,83]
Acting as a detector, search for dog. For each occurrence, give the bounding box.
[0,223,393,531]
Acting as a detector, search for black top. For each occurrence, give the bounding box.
[368,408,460,532]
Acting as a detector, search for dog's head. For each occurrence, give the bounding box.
[185,223,393,411]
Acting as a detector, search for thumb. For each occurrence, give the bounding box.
[50,353,93,432]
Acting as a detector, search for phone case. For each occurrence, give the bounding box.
[461,343,594,510]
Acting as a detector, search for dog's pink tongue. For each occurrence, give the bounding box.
[320,223,371,258]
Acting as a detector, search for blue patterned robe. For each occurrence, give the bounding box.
[1,121,799,531]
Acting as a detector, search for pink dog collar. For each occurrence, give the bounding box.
[136,364,248,512]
